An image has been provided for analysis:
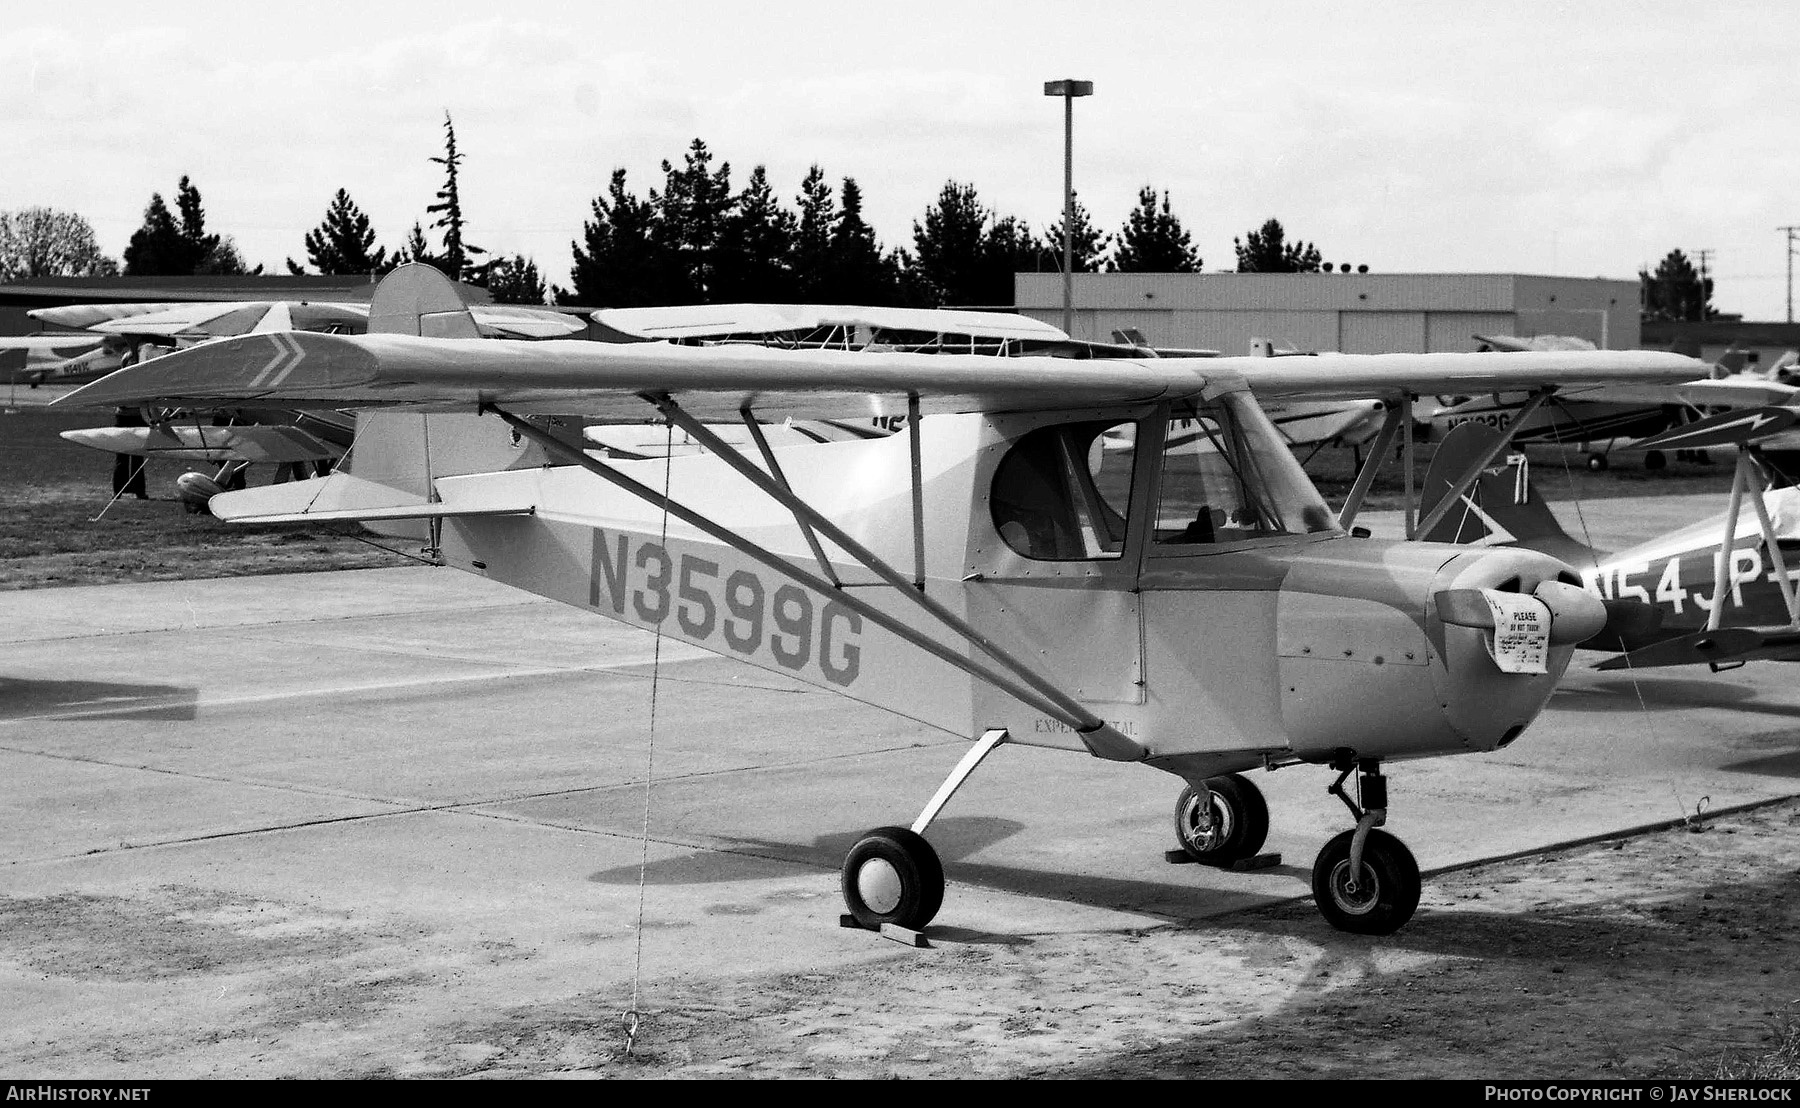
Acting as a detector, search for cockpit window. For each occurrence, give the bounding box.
[1154,394,1341,546]
[991,420,1136,560]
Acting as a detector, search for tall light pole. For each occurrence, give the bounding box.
[1780,225,1800,323]
[1044,79,1093,336]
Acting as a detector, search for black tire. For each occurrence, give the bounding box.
[1585,453,1608,472]
[1173,773,1269,864]
[841,826,944,931]
[1311,828,1421,935]
[1644,450,1667,472]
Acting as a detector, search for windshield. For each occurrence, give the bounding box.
[1153,392,1341,547]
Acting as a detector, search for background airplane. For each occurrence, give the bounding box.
[56,264,1704,938]
[1419,418,1800,669]
[1432,334,1800,472]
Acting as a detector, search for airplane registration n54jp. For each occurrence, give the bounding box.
[58,266,1706,936]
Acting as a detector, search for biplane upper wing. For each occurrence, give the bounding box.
[53,331,1709,418]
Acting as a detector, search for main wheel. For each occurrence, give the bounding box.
[1311,828,1420,934]
[1173,773,1269,864]
[841,826,944,931]
[1644,450,1667,472]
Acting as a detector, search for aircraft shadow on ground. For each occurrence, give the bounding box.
[1551,674,1800,717]
[1052,868,1799,1078]
[0,677,198,721]
[588,813,1306,936]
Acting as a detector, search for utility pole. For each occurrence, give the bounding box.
[1694,248,1715,321]
[1780,226,1800,323]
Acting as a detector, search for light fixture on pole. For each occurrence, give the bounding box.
[1044,79,1093,336]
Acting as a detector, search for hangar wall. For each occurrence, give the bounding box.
[1013,273,1641,355]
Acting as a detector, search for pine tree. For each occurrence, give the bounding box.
[791,165,837,301]
[486,255,547,304]
[302,189,389,275]
[426,112,484,282]
[1110,187,1201,273]
[826,178,902,305]
[912,181,992,306]
[123,191,198,275]
[652,138,735,301]
[1043,191,1108,273]
[566,168,677,307]
[713,165,797,302]
[1234,217,1323,273]
[1639,249,1714,322]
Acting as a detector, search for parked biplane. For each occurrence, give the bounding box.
[58,265,1705,935]
[1420,414,1800,670]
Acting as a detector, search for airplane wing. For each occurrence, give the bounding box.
[591,302,1070,343]
[28,303,195,329]
[59,424,339,465]
[52,331,1708,421]
[1591,626,1800,670]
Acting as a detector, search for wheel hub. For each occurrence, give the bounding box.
[856,858,904,915]
[1327,861,1379,914]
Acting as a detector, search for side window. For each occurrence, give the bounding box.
[991,420,1136,560]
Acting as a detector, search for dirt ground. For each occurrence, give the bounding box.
[3,801,1795,1080]
[434,802,1800,1080]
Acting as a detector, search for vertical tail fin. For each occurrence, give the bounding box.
[1418,422,1602,565]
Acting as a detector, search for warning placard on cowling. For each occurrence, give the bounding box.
[1481,589,1550,674]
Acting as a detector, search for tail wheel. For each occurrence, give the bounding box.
[841,826,944,931]
[1173,773,1269,864]
[1311,828,1421,935]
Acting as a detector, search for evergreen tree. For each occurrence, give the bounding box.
[1639,249,1714,322]
[826,177,902,305]
[398,221,444,273]
[426,112,484,282]
[1110,187,1202,273]
[912,181,1009,305]
[0,207,117,279]
[981,214,1045,304]
[791,165,837,301]
[652,138,735,301]
[1044,191,1108,273]
[566,168,677,307]
[486,255,547,304]
[124,177,253,276]
[713,165,797,302]
[1234,217,1323,273]
[301,189,389,275]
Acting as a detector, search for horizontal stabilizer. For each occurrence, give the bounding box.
[1592,628,1766,670]
[209,471,533,524]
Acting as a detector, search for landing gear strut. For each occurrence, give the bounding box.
[839,729,1008,935]
[1311,759,1420,934]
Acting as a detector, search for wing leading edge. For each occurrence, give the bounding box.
[53,330,1708,421]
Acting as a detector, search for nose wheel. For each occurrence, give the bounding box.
[1311,758,1422,934]
[1311,827,1420,934]
[1172,773,1269,864]
[840,826,944,931]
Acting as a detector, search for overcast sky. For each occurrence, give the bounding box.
[5,0,1796,321]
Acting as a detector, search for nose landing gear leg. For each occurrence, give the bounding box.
[1312,758,1421,935]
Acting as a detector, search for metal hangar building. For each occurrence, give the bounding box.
[1013,272,1641,355]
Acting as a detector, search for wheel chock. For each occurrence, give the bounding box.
[837,915,929,947]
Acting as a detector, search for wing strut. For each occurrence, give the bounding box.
[737,407,841,589]
[485,402,1145,762]
[1411,389,1551,540]
[1336,395,1406,530]
[1705,450,1800,632]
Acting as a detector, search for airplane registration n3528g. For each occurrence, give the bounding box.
[58,265,1706,936]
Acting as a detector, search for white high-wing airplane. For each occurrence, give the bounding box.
[1432,335,1800,471]
[57,265,1705,936]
